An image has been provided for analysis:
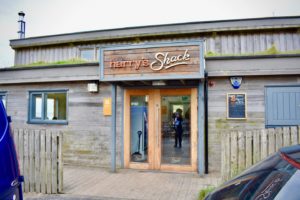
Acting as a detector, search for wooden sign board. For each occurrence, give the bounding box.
[103,97,112,116]
[227,93,247,119]
[100,41,204,81]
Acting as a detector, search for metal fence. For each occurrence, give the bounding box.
[221,126,300,181]
[13,129,63,194]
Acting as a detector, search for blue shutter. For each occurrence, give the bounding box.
[265,86,300,127]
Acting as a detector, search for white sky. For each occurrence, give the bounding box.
[0,0,300,67]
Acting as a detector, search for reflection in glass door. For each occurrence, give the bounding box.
[130,96,148,163]
[161,95,191,165]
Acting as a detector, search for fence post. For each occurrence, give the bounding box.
[29,130,35,192]
[275,127,283,151]
[40,130,46,194]
[46,130,52,194]
[58,131,63,193]
[230,131,238,178]
[238,131,245,173]
[253,130,261,164]
[19,129,24,192]
[291,127,298,145]
[51,132,58,194]
[260,129,268,160]
[34,130,41,193]
[283,127,291,147]
[268,128,275,155]
[23,129,29,193]
[245,130,252,168]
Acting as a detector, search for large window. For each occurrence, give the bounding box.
[0,92,6,109]
[265,86,300,127]
[29,90,68,124]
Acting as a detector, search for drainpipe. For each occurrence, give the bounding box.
[111,83,117,172]
[198,80,205,175]
[204,72,209,174]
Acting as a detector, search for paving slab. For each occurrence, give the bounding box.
[25,166,221,200]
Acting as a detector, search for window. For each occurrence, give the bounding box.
[0,92,6,109]
[265,86,300,127]
[80,48,98,61]
[29,90,68,124]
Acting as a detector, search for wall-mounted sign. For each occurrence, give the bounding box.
[103,97,112,116]
[100,41,204,81]
[227,93,247,119]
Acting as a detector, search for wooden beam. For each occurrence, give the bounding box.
[140,81,151,86]
[121,81,134,86]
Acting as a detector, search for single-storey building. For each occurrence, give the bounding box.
[0,16,300,175]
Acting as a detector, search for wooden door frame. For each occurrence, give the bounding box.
[124,88,198,172]
[158,89,198,172]
[124,89,154,170]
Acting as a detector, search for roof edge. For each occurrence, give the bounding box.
[10,16,300,49]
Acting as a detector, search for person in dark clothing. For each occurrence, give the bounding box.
[174,109,183,148]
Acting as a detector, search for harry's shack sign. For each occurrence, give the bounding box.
[100,41,204,81]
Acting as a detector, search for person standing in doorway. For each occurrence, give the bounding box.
[174,108,183,148]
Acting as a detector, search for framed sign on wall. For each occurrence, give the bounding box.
[227,93,247,119]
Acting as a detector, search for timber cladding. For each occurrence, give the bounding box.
[100,41,204,81]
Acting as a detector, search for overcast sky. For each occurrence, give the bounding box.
[0,0,300,67]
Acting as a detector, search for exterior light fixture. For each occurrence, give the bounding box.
[152,80,166,86]
[87,82,99,93]
[230,77,243,89]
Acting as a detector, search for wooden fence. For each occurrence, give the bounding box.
[13,129,63,194]
[221,126,300,181]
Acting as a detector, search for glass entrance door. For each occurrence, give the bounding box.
[124,89,197,172]
[161,95,191,165]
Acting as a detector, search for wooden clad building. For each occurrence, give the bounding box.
[0,16,300,174]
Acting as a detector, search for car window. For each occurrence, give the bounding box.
[274,170,300,200]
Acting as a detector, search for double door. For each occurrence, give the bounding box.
[124,88,198,172]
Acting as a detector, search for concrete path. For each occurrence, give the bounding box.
[25,166,221,200]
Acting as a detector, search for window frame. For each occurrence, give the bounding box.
[28,89,68,125]
[79,47,98,62]
[0,91,7,109]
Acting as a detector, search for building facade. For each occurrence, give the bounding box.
[1,16,300,174]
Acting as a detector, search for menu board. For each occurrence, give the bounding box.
[227,93,247,119]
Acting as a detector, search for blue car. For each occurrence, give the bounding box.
[0,101,23,200]
[206,144,300,200]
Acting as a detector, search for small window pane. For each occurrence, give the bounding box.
[80,49,94,61]
[45,93,67,120]
[130,95,148,163]
[32,94,42,119]
[0,95,6,108]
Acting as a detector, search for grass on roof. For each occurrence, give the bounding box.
[13,58,95,68]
